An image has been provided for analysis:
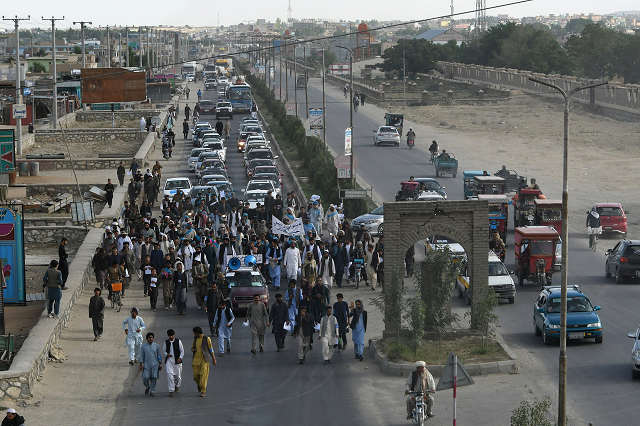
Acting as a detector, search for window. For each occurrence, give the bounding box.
[371,205,384,215]
[165,180,189,190]
[530,240,554,256]
[227,273,264,287]
[541,209,561,221]
[596,206,623,216]
[488,262,509,276]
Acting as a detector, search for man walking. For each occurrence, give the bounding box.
[184,104,191,121]
[139,332,162,396]
[89,287,105,341]
[129,158,139,178]
[191,326,216,397]
[318,306,338,364]
[58,237,69,289]
[123,307,146,365]
[173,261,188,315]
[268,293,289,352]
[294,305,312,364]
[164,329,184,397]
[42,260,63,318]
[117,161,126,186]
[265,238,283,290]
[128,178,139,206]
[205,282,224,335]
[182,118,189,140]
[192,256,209,310]
[104,179,115,208]
[333,293,349,351]
[215,119,224,136]
[246,294,268,354]
[213,299,234,356]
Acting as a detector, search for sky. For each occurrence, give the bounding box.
[1,0,639,30]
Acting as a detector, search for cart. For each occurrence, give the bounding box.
[434,154,458,178]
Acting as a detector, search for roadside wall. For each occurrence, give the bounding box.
[439,61,640,120]
[17,158,128,172]
[34,129,147,145]
[75,110,163,123]
[25,226,88,244]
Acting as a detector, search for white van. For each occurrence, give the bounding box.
[456,251,515,305]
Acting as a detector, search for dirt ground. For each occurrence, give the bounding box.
[402,91,640,236]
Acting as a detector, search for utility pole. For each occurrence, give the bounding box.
[285,39,288,102]
[43,16,64,129]
[279,38,282,100]
[106,25,110,68]
[146,27,151,78]
[73,20,92,111]
[294,44,297,120]
[138,26,143,67]
[125,27,129,67]
[529,76,607,426]
[2,15,30,155]
[312,42,326,147]
[336,45,354,186]
[403,49,406,109]
[304,45,308,119]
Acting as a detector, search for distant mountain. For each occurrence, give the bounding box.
[609,10,640,15]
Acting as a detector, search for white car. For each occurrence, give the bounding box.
[373,126,401,147]
[245,179,280,198]
[243,190,269,209]
[188,148,211,171]
[200,174,229,186]
[417,191,446,201]
[456,251,516,305]
[163,178,193,198]
[202,141,227,163]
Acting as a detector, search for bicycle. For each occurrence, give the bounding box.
[354,259,364,289]
[111,281,123,312]
[588,226,602,251]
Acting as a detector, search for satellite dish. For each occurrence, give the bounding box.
[228,257,241,270]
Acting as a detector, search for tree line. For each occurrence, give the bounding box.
[378,21,640,84]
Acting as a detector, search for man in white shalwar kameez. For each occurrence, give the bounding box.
[283,242,301,281]
[164,329,184,396]
[182,241,195,286]
[324,204,340,237]
[318,306,339,363]
[123,307,146,364]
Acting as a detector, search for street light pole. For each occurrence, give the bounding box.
[529,76,607,426]
[336,45,355,186]
[311,42,327,147]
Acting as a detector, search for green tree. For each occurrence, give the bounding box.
[565,23,620,79]
[564,18,593,34]
[475,22,519,65]
[29,62,46,73]
[370,267,407,339]
[275,18,282,29]
[510,395,553,426]
[72,46,82,54]
[435,40,461,62]
[35,48,47,57]
[493,24,572,74]
[612,35,640,84]
[377,39,439,76]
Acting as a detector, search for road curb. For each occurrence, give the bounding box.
[368,336,519,377]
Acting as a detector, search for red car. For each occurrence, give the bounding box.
[199,100,215,114]
[594,203,628,234]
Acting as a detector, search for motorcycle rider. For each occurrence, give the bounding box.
[586,207,601,248]
[353,94,360,111]
[350,241,367,287]
[197,89,202,101]
[489,231,505,256]
[343,84,349,98]
[428,140,438,157]
[406,127,416,147]
[405,361,435,420]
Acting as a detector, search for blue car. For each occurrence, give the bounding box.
[533,285,603,345]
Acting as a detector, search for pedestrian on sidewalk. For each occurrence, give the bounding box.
[191,327,216,398]
[123,307,145,365]
[213,299,234,356]
[149,269,159,312]
[246,294,268,354]
[89,288,105,341]
[269,294,289,352]
[117,162,126,186]
[333,293,349,351]
[173,261,188,315]
[366,243,377,290]
[319,306,338,364]
[349,299,367,361]
[104,179,115,208]
[92,247,108,290]
[139,332,162,396]
[164,329,184,397]
[294,305,311,364]
[140,117,146,131]
[58,238,69,290]
[184,104,191,121]
[130,158,139,177]
[360,93,366,106]
[42,260,63,318]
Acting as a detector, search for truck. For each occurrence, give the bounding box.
[182,61,196,76]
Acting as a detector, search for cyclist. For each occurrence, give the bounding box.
[586,207,601,248]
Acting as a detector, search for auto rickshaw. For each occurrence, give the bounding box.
[534,199,562,235]
[514,226,559,288]
[478,194,510,243]
[463,171,484,199]
[473,176,506,196]
[395,181,419,201]
[384,113,404,136]
[513,188,543,227]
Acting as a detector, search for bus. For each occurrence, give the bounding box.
[227,83,252,113]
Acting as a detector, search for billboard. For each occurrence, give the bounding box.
[81,68,147,104]
[0,206,25,305]
[0,130,15,173]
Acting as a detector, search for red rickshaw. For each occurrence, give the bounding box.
[534,199,562,236]
[515,226,560,288]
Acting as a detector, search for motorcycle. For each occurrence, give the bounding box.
[353,259,365,289]
[407,390,432,425]
[429,149,438,163]
[162,146,172,159]
[407,139,415,149]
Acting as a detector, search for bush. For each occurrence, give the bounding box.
[510,395,554,426]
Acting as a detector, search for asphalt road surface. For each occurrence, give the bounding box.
[271,62,640,425]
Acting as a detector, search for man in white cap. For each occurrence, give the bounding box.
[123,307,146,365]
[324,204,340,237]
[405,361,435,420]
[2,408,24,425]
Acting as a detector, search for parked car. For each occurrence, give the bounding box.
[373,126,400,147]
[199,100,215,114]
[627,325,640,378]
[594,203,628,235]
[163,178,193,198]
[533,285,602,345]
[605,239,640,283]
[351,205,384,236]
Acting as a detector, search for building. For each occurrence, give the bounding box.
[414,28,466,45]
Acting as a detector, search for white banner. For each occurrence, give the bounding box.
[271,216,305,236]
[345,127,352,156]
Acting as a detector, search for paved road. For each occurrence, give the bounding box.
[270,62,640,425]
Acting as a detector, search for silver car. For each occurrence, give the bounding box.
[351,205,384,236]
[373,126,400,147]
[628,326,640,378]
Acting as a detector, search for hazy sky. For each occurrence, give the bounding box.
[1,0,638,30]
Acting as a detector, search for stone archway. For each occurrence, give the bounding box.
[382,200,489,338]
